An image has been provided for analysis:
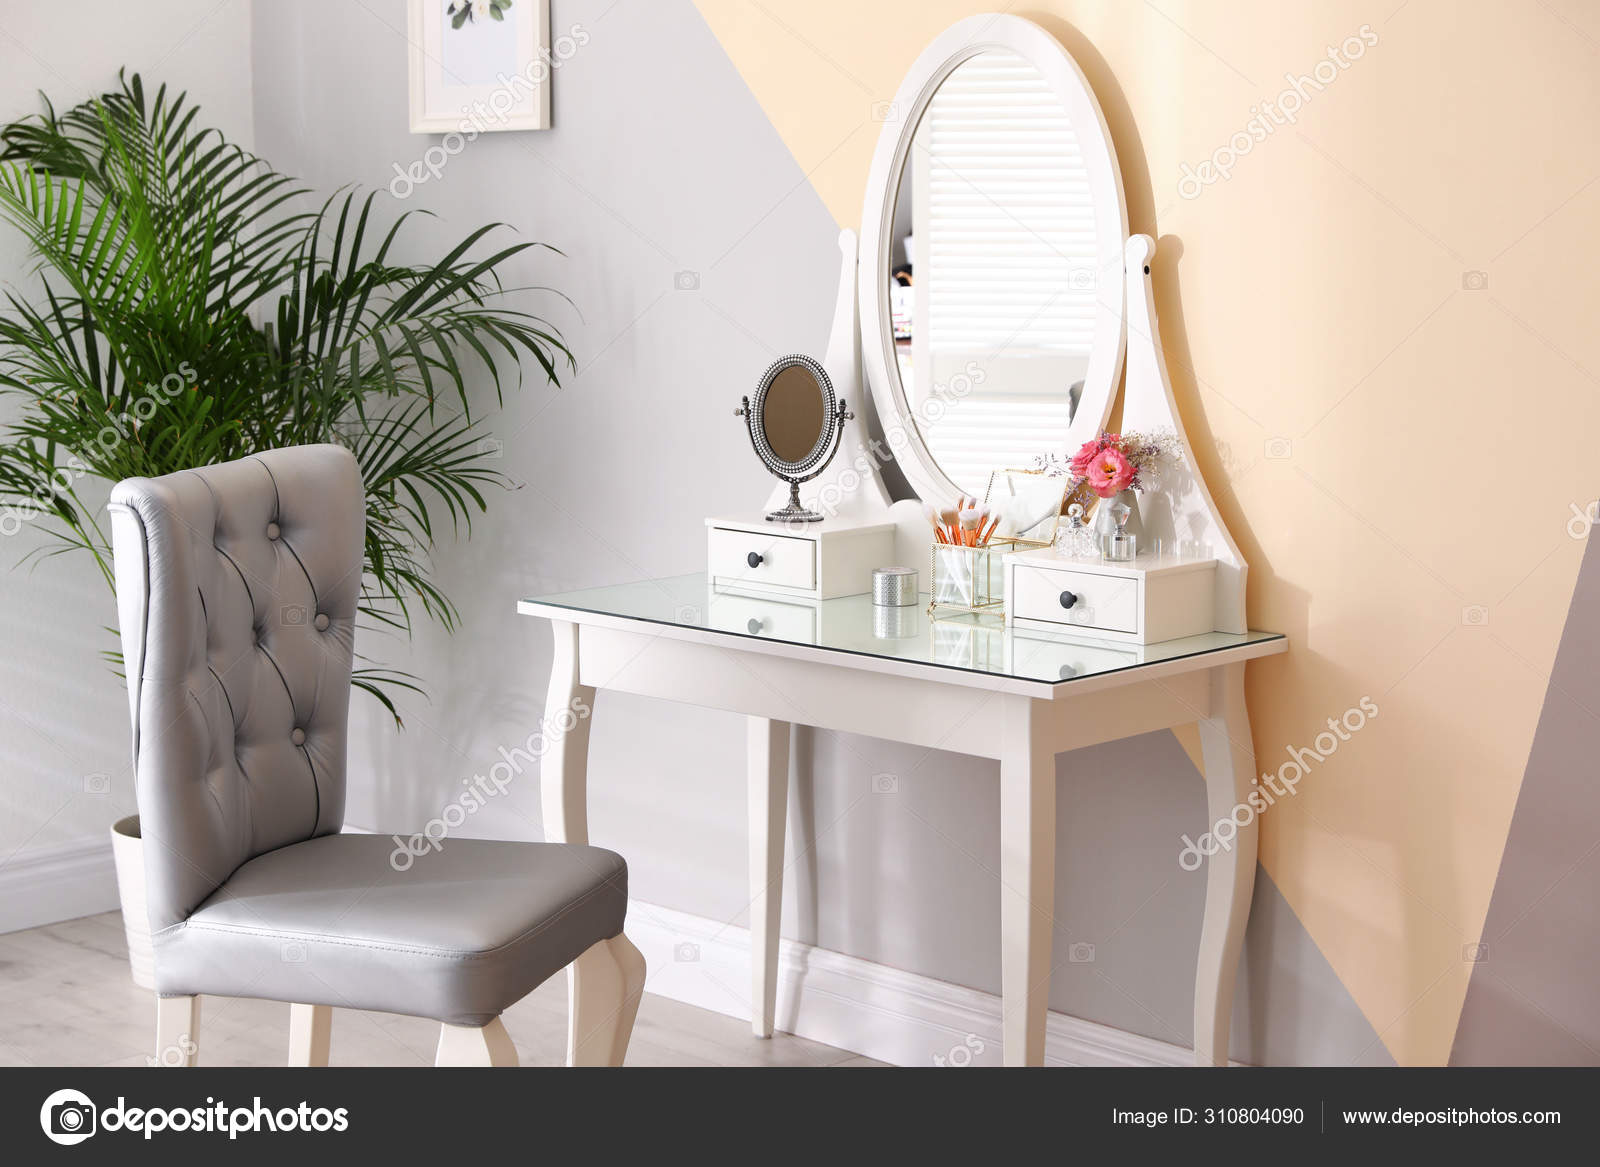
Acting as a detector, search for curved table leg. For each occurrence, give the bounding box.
[1193,662,1258,1066]
[543,620,598,1060]
[542,620,595,846]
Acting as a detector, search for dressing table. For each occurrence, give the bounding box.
[520,13,1285,1066]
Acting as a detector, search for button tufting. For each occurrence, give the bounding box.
[313,613,330,631]
[266,521,281,540]
[291,727,306,746]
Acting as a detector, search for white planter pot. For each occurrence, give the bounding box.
[109,815,155,991]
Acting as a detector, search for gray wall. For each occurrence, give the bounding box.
[242,0,1381,1065]
[0,1,255,887]
[1451,527,1600,1065]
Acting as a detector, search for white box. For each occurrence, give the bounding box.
[1004,547,1216,645]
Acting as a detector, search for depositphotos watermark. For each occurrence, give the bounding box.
[767,359,989,535]
[1178,697,1378,871]
[40,1088,348,1144]
[388,24,590,199]
[389,694,592,870]
[0,363,198,538]
[1177,25,1378,199]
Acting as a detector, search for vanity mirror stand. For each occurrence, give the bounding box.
[523,13,1285,1067]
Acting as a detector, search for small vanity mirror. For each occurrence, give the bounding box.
[860,17,1129,506]
[736,354,853,522]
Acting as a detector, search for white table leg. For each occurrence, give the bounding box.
[1193,662,1258,1066]
[748,717,791,1038]
[542,619,598,1061]
[542,619,595,847]
[1000,697,1056,1066]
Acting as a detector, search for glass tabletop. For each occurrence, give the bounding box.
[522,574,1285,688]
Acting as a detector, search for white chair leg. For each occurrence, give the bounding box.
[435,1016,518,1066]
[288,1003,332,1066]
[153,995,200,1067]
[569,933,646,1066]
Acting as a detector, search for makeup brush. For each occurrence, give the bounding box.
[978,511,1001,546]
[922,501,949,544]
[958,503,985,547]
[939,506,961,546]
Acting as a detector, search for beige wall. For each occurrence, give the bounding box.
[693,0,1600,1065]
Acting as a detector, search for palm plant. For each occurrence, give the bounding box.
[0,72,572,721]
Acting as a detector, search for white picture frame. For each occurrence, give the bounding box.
[408,0,552,134]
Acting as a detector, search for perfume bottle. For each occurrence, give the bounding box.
[1103,500,1137,562]
[1054,504,1097,559]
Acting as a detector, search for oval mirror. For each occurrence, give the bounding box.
[860,16,1128,503]
[737,354,850,523]
[762,364,828,465]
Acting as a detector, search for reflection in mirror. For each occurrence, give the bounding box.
[761,366,826,465]
[888,49,1097,496]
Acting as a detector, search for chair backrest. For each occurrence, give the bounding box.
[109,445,364,932]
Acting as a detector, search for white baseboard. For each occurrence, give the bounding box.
[626,898,1200,1068]
[0,838,119,934]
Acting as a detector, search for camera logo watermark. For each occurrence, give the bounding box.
[41,1089,97,1145]
[1568,500,1598,541]
[932,1033,986,1067]
[1179,697,1378,870]
[1178,25,1378,199]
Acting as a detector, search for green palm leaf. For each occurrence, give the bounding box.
[0,71,573,722]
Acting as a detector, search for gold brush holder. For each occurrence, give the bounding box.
[927,537,1043,619]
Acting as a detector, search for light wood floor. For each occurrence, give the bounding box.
[0,912,882,1067]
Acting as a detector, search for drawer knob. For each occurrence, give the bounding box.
[747,551,764,569]
[1059,590,1079,609]
[747,618,764,634]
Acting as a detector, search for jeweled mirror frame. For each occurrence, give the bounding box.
[737,353,852,522]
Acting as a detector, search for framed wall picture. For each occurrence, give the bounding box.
[408,0,552,133]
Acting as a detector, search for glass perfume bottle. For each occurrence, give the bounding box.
[1054,503,1097,559]
[1103,500,1137,562]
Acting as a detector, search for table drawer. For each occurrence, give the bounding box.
[708,527,816,592]
[708,593,817,642]
[1011,564,1139,634]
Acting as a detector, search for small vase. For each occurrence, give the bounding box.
[1092,489,1142,555]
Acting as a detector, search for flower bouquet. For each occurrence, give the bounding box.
[1066,430,1178,497]
[1053,430,1182,560]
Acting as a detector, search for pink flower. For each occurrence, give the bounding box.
[1085,447,1135,497]
[1068,438,1103,479]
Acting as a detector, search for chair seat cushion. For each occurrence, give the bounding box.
[150,834,627,1026]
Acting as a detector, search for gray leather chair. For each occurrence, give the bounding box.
[109,444,644,1066]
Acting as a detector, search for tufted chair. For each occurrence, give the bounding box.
[108,444,644,1066]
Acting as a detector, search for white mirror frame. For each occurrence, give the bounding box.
[858,14,1129,507]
